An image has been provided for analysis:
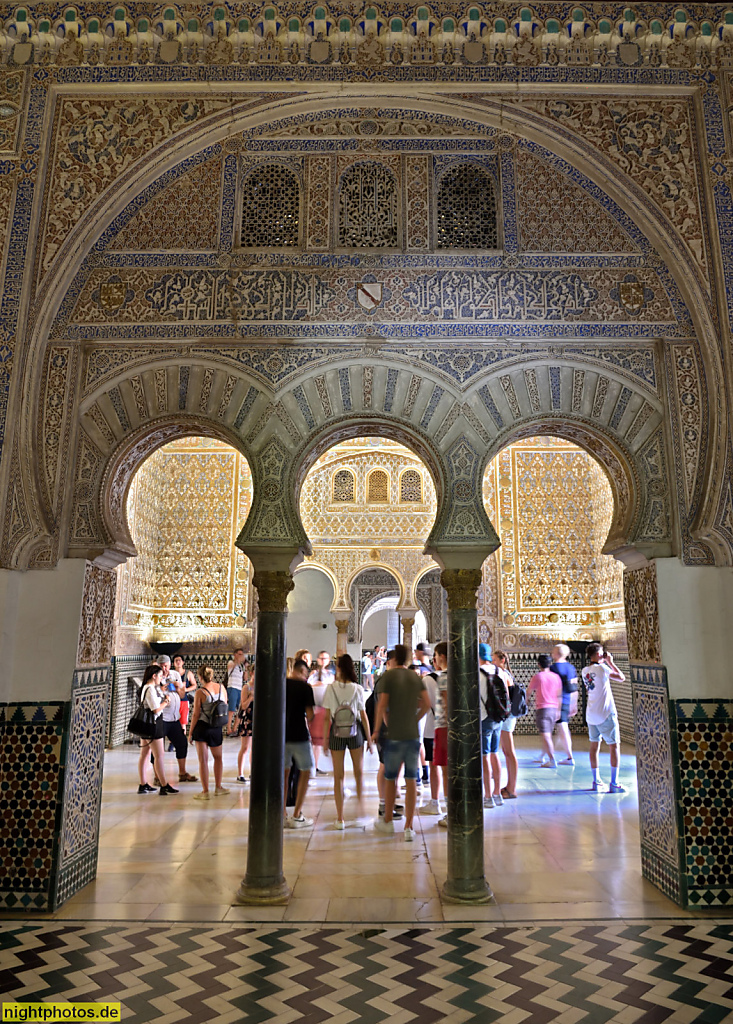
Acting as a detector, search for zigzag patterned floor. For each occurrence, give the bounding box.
[2,921,732,1023]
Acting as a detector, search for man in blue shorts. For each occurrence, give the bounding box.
[581,642,626,793]
[371,643,430,841]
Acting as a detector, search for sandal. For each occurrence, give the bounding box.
[178,772,198,782]
[500,787,517,799]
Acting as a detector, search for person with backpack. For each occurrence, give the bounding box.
[322,654,372,829]
[527,654,563,769]
[478,643,510,808]
[496,650,525,800]
[189,665,229,801]
[371,644,430,842]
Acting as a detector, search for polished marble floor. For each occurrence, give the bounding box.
[4,737,733,1023]
[45,736,720,925]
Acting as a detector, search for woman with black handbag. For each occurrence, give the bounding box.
[136,664,179,795]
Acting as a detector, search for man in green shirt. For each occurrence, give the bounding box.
[371,643,430,841]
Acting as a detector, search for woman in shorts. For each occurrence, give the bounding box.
[527,654,562,769]
[190,666,229,800]
[322,655,372,829]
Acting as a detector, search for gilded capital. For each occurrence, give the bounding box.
[441,568,482,610]
[334,618,350,634]
[400,616,416,630]
[254,570,295,613]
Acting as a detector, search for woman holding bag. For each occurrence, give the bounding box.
[136,664,179,795]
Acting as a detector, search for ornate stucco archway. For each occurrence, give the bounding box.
[3,93,722,574]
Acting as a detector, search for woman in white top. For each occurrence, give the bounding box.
[322,654,372,829]
[137,664,178,795]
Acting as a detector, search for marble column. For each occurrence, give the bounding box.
[334,618,349,656]
[440,568,492,904]
[400,615,415,654]
[236,569,294,905]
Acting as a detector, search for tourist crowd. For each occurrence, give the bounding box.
[133,638,627,836]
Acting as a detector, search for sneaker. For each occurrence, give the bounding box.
[333,819,345,830]
[493,792,504,806]
[315,768,329,776]
[194,791,210,801]
[415,778,422,789]
[539,761,558,769]
[591,779,606,792]
[374,818,394,835]
[421,770,429,784]
[214,787,230,796]
[137,784,153,794]
[378,804,385,817]
[438,816,448,828]
[404,827,415,842]
[559,758,575,766]
[286,814,314,829]
[609,782,626,794]
[236,776,248,784]
[421,799,441,815]
[483,796,495,809]
[159,784,179,795]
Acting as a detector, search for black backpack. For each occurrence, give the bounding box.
[480,668,510,722]
[199,686,228,729]
[509,679,528,718]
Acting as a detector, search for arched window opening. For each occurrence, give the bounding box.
[399,468,423,503]
[367,469,390,503]
[332,468,355,502]
[437,162,497,249]
[241,164,300,247]
[338,161,398,248]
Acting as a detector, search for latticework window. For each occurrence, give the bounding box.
[437,163,497,249]
[400,469,423,503]
[338,162,398,248]
[333,469,355,502]
[241,164,300,247]
[367,469,389,503]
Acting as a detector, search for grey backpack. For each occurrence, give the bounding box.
[332,686,358,739]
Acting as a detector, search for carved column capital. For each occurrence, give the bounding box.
[334,618,350,633]
[400,615,416,630]
[254,570,294,612]
[441,568,482,610]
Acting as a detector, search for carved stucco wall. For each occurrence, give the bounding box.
[481,436,625,651]
[116,436,253,646]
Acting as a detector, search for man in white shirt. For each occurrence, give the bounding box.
[159,655,182,694]
[581,642,626,793]
[226,648,245,737]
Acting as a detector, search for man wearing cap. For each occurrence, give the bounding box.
[479,643,509,809]
[413,642,433,676]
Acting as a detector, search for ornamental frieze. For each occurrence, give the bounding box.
[67,265,679,327]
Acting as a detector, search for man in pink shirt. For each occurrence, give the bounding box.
[527,654,562,768]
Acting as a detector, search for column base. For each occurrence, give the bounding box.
[234,878,292,906]
[441,879,494,905]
